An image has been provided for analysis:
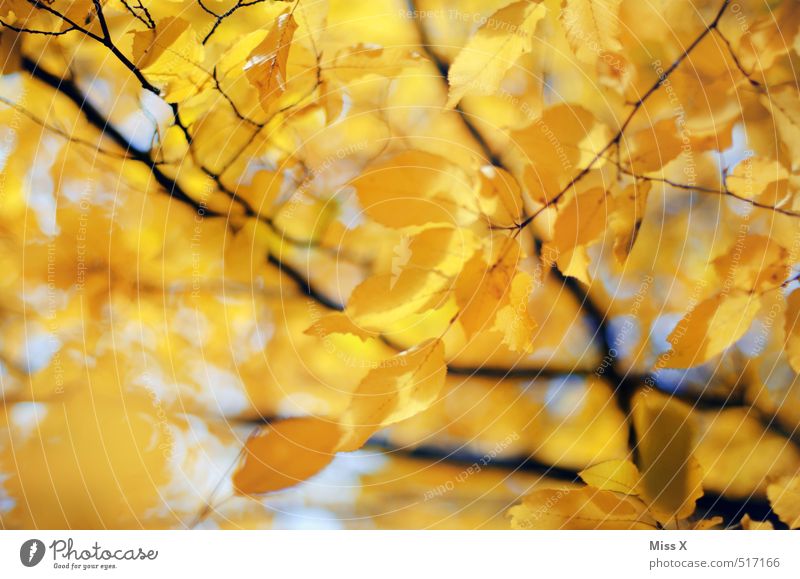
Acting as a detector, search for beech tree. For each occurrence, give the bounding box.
[1,0,800,529]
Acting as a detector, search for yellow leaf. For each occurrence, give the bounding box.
[347,228,477,329]
[329,43,425,81]
[131,17,205,101]
[690,516,724,530]
[659,291,762,369]
[304,312,378,342]
[739,1,800,72]
[446,0,546,108]
[233,417,341,495]
[609,181,650,263]
[726,157,789,200]
[579,459,641,495]
[477,165,525,227]
[338,339,447,451]
[694,408,800,498]
[713,235,789,293]
[0,29,21,74]
[235,170,284,218]
[767,474,800,529]
[352,150,478,229]
[245,11,298,111]
[763,86,800,162]
[544,186,610,284]
[491,271,537,352]
[632,394,704,523]
[455,237,522,338]
[272,189,336,243]
[740,514,774,530]
[509,487,657,529]
[623,119,683,174]
[233,340,446,495]
[784,290,800,373]
[560,0,623,65]
[515,104,596,205]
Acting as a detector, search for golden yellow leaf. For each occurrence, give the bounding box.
[0,29,21,74]
[338,339,447,451]
[509,487,657,529]
[559,0,622,65]
[233,417,342,495]
[579,459,641,495]
[544,186,610,284]
[659,291,763,369]
[352,150,478,229]
[131,16,205,101]
[767,474,800,529]
[739,1,800,72]
[245,11,298,111]
[455,236,523,338]
[446,0,547,108]
[713,235,789,293]
[477,165,525,227]
[609,181,650,263]
[235,170,284,218]
[346,228,477,329]
[764,86,800,161]
[623,120,683,174]
[632,394,704,523]
[784,289,800,373]
[694,408,800,499]
[740,514,775,530]
[491,270,537,352]
[515,104,596,205]
[726,157,789,200]
[329,43,424,81]
[304,312,378,342]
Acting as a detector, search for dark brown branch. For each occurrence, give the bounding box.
[26,0,160,94]
[21,56,207,212]
[200,0,270,45]
[604,155,800,218]
[0,18,76,36]
[515,0,732,231]
[0,95,129,159]
[368,438,782,528]
[119,0,155,29]
[20,56,351,316]
[212,66,264,127]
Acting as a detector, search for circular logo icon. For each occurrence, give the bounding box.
[20,539,46,567]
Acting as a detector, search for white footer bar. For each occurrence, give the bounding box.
[0,531,796,578]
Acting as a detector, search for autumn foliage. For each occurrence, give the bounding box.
[1,0,800,530]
